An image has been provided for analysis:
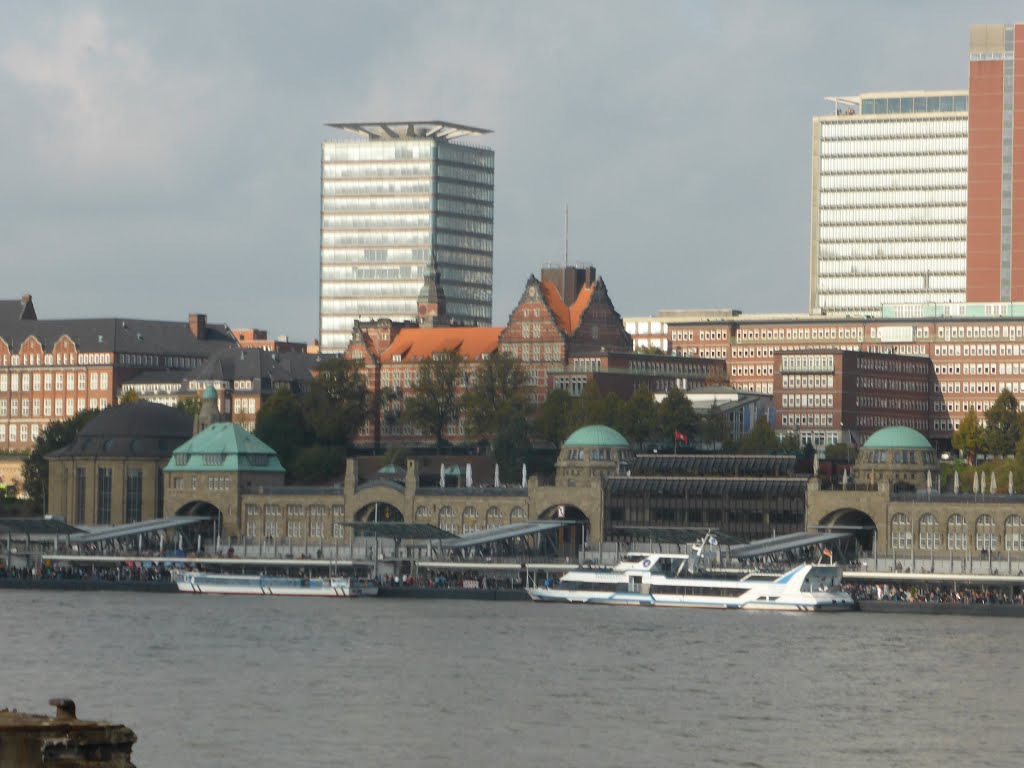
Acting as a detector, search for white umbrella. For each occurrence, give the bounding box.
[973,472,980,494]
[1010,471,1014,495]
[522,463,528,488]
[494,463,500,487]
[466,463,473,489]
[440,462,446,488]
[926,469,932,495]
[991,471,998,495]
[813,454,820,475]
[841,468,849,490]
[953,471,960,494]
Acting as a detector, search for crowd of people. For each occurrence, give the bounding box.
[0,562,172,583]
[844,582,1024,604]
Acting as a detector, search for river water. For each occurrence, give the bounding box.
[0,592,1020,767]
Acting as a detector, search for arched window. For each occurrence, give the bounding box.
[1006,515,1023,551]
[463,506,478,534]
[976,514,997,552]
[439,505,456,533]
[485,506,502,527]
[890,512,912,550]
[511,506,527,522]
[415,505,431,522]
[919,513,941,551]
[947,514,968,551]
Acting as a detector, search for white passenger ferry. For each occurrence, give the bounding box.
[527,534,855,611]
[174,571,379,597]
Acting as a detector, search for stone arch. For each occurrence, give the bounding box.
[169,500,223,552]
[353,502,404,523]
[351,483,406,514]
[817,507,877,552]
[539,504,590,555]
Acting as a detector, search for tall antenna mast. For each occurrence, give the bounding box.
[564,204,569,267]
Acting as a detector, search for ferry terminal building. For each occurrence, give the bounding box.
[45,394,1024,568]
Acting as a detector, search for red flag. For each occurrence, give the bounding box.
[675,431,688,443]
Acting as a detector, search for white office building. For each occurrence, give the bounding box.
[319,121,494,352]
[810,91,968,316]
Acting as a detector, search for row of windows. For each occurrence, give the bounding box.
[0,352,113,367]
[854,376,928,393]
[781,413,835,427]
[322,179,432,197]
[436,143,494,168]
[321,213,431,229]
[781,393,835,409]
[322,230,430,247]
[820,117,966,140]
[817,258,965,277]
[821,153,966,174]
[819,205,964,225]
[0,397,102,419]
[781,374,835,389]
[435,216,493,236]
[820,170,966,191]
[322,161,433,180]
[0,371,107,393]
[890,513,1020,551]
[435,164,493,185]
[818,275,962,292]
[820,223,966,242]
[820,188,966,208]
[817,292,964,310]
[0,423,39,443]
[323,140,435,163]
[820,136,967,157]
[322,195,431,213]
[853,396,927,411]
[818,240,965,258]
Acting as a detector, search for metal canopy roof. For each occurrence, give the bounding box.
[348,522,457,540]
[630,454,797,477]
[440,521,573,550]
[604,477,807,498]
[326,121,491,141]
[70,516,208,544]
[728,531,853,559]
[607,526,745,545]
[0,518,83,536]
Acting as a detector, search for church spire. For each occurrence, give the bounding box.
[417,253,447,327]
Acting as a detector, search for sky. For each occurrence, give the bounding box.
[1,1,1022,343]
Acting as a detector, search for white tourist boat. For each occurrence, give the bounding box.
[527,533,855,611]
[174,571,379,597]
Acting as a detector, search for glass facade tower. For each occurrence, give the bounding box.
[319,121,494,352]
[810,92,969,316]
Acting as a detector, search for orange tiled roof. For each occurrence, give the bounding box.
[539,280,595,335]
[382,327,502,363]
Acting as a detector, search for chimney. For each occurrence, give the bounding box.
[189,313,207,340]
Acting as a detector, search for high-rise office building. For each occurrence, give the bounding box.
[810,91,969,316]
[319,121,494,353]
[966,23,1024,302]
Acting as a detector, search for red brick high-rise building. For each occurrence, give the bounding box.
[966,23,1024,302]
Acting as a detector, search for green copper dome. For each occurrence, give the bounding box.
[862,426,932,450]
[164,422,284,474]
[564,425,630,448]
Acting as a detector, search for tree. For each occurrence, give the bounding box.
[952,407,983,465]
[176,395,201,417]
[700,405,729,451]
[254,388,312,468]
[532,388,575,446]
[737,415,780,454]
[289,445,346,485]
[462,351,532,442]
[23,410,100,514]
[303,358,369,446]
[494,417,531,484]
[659,388,699,444]
[119,389,140,405]
[983,389,1021,457]
[402,350,464,448]
[621,386,659,447]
